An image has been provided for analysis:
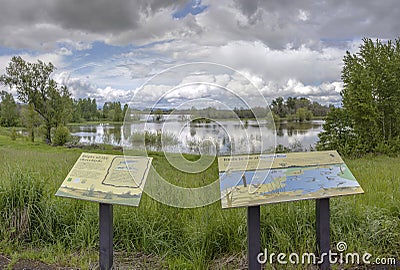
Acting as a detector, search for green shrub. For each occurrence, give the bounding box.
[52,125,70,146]
[10,127,17,140]
[375,137,400,156]
[295,108,312,122]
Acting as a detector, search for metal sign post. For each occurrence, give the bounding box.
[316,198,330,270]
[99,203,113,270]
[247,205,261,270]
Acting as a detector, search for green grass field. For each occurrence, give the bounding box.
[0,133,399,269]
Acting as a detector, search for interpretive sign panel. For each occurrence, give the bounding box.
[218,150,363,208]
[56,153,152,207]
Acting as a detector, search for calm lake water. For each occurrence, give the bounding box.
[69,119,324,154]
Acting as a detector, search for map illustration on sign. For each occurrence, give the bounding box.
[218,151,363,208]
[56,153,152,207]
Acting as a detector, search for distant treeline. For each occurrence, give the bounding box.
[145,107,271,121]
[70,98,128,122]
[270,96,333,121]
[144,97,332,122]
[0,96,130,127]
[0,95,331,131]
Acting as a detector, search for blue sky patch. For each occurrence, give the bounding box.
[172,0,208,19]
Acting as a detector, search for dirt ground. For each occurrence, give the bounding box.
[0,254,10,270]
[0,254,77,270]
[0,252,245,270]
[2,252,392,269]
[0,252,166,270]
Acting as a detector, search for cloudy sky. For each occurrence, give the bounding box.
[0,0,399,107]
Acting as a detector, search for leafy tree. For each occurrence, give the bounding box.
[295,97,312,111]
[102,101,123,121]
[49,85,73,127]
[311,101,331,117]
[318,38,400,155]
[102,101,113,119]
[73,97,98,121]
[113,102,123,122]
[233,107,255,119]
[0,91,19,127]
[21,103,41,142]
[295,108,312,122]
[342,38,400,152]
[317,108,357,156]
[91,99,98,119]
[107,109,115,121]
[271,97,287,118]
[271,96,330,120]
[0,56,72,143]
[285,97,297,115]
[71,99,82,122]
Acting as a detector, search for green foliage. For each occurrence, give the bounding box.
[0,56,72,143]
[271,96,286,118]
[295,107,312,122]
[50,85,73,127]
[0,167,45,241]
[72,98,128,123]
[10,127,17,141]
[319,38,400,156]
[101,101,124,122]
[0,91,19,127]
[191,117,211,124]
[317,107,357,156]
[270,96,331,120]
[113,102,123,122]
[275,144,291,153]
[271,111,280,122]
[233,107,256,118]
[71,98,99,122]
[52,125,71,146]
[21,103,41,142]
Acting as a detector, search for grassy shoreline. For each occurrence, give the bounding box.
[0,134,399,269]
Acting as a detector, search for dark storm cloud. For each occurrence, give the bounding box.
[0,0,399,50]
[233,0,259,18]
[46,0,188,33]
[48,0,139,33]
[230,0,400,48]
[0,0,187,49]
[0,0,185,29]
[315,0,400,40]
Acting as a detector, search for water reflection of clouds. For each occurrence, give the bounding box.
[70,120,323,151]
